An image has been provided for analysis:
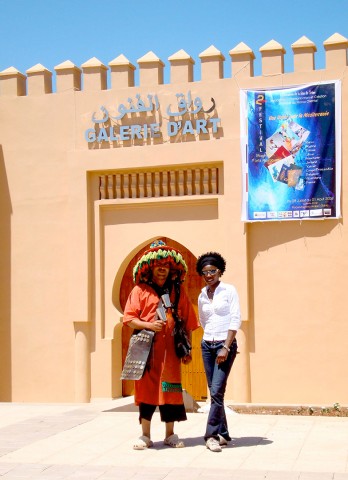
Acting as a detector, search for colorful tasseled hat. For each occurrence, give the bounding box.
[133,240,188,284]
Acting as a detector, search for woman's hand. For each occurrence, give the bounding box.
[216,348,228,364]
[181,354,192,365]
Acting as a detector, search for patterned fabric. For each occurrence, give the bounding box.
[162,382,183,393]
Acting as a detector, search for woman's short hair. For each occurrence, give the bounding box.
[196,252,226,276]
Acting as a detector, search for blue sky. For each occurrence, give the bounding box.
[1,0,347,86]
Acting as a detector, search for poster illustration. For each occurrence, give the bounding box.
[240,81,341,222]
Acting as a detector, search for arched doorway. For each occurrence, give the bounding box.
[119,237,207,400]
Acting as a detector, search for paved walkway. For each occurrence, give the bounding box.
[0,397,348,479]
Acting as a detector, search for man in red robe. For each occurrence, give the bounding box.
[123,240,200,450]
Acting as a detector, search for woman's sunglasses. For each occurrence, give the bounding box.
[201,269,219,277]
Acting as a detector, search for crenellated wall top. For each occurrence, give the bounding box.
[0,33,347,96]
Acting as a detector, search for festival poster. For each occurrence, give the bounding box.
[240,81,341,222]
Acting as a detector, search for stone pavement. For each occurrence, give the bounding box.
[0,396,348,479]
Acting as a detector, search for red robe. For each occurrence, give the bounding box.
[123,283,200,406]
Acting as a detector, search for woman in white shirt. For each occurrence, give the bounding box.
[196,252,241,452]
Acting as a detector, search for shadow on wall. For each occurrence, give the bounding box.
[245,217,342,354]
[248,218,341,254]
[0,145,13,401]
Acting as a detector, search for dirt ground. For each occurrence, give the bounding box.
[229,404,348,417]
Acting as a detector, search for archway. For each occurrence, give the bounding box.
[119,237,207,400]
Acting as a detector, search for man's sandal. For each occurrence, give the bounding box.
[163,433,185,448]
[133,435,153,450]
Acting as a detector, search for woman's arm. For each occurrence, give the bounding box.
[216,329,237,364]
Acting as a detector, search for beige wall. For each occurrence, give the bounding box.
[0,34,347,404]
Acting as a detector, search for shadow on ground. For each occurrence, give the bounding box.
[137,436,273,449]
[104,404,139,413]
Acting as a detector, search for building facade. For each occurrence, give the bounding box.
[0,33,347,405]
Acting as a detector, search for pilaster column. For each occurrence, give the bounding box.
[74,322,91,402]
[231,321,251,402]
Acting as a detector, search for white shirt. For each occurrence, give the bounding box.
[198,281,241,341]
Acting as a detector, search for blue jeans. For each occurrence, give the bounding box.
[201,339,237,441]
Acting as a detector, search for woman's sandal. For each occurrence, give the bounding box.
[163,433,185,448]
[133,435,153,450]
